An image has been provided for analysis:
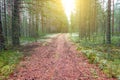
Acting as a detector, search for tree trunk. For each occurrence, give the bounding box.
[4,0,8,43]
[0,1,5,50]
[106,0,111,44]
[112,0,114,36]
[12,0,20,46]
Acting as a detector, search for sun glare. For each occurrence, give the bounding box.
[62,0,75,22]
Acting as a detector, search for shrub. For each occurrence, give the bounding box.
[0,50,23,79]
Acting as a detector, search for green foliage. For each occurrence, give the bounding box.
[81,49,120,78]
[70,34,120,79]
[106,61,120,78]
[20,37,37,44]
[112,36,120,46]
[99,59,107,70]
[0,50,23,79]
[1,65,11,76]
[0,61,4,68]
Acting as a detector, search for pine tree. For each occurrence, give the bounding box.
[106,0,112,44]
[12,0,20,46]
[0,1,5,50]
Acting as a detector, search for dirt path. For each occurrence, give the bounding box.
[9,34,116,80]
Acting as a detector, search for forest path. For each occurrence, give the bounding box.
[9,34,116,80]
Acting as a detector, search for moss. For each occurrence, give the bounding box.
[0,50,23,79]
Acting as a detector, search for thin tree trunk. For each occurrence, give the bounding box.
[106,0,111,44]
[4,0,8,43]
[112,0,114,36]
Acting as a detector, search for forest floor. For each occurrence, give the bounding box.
[8,34,116,80]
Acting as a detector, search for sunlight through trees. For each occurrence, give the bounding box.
[0,0,120,79]
[62,0,75,22]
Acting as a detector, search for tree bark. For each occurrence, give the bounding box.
[112,0,114,36]
[106,0,111,44]
[0,1,5,50]
[4,0,8,43]
[12,0,20,46]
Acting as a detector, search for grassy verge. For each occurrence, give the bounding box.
[0,33,58,79]
[70,33,120,79]
[0,50,23,80]
[20,33,57,45]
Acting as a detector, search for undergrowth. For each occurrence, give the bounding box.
[0,50,23,80]
[70,33,120,79]
[20,33,56,45]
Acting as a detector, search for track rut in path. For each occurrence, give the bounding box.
[9,34,116,80]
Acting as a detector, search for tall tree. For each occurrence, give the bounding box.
[112,0,114,36]
[0,0,5,50]
[12,0,20,46]
[106,0,112,44]
[4,0,7,43]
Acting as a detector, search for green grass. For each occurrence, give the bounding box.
[0,50,23,80]
[20,33,57,45]
[20,37,38,45]
[70,33,120,79]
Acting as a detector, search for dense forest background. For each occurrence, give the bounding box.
[0,0,120,50]
[0,0,120,79]
[71,0,120,45]
[70,0,120,79]
[0,0,69,50]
